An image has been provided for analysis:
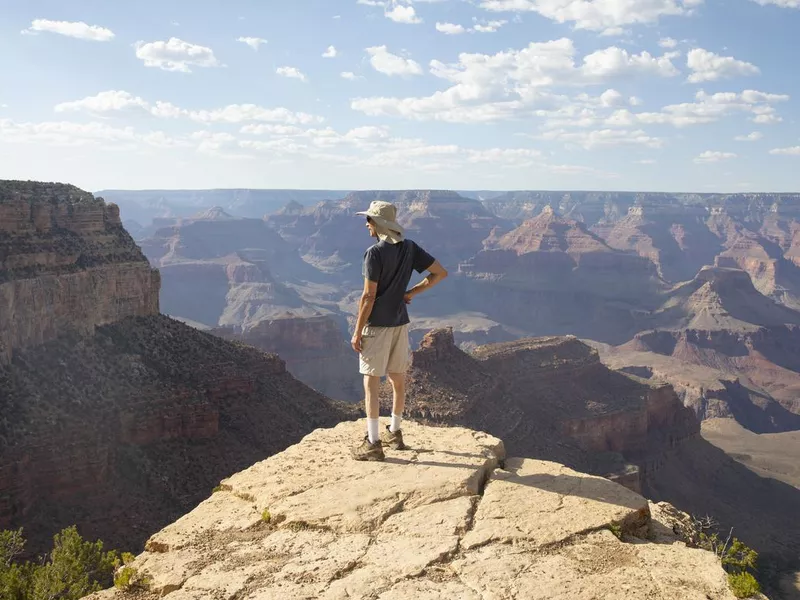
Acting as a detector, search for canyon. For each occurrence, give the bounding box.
[3,182,800,596]
[132,188,800,432]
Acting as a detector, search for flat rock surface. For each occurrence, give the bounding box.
[87,421,737,600]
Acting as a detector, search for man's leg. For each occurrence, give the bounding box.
[386,372,405,432]
[363,374,381,443]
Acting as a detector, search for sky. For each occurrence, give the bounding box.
[1,0,799,192]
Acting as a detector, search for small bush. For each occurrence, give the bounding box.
[261,509,271,523]
[606,522,622,539]
[0,526,118,599]
[212,485,223,494]
[727,572,760,598]
[113,552,150,591]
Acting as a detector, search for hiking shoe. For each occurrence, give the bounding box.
[381,426,407,450]
[351,436,385,461]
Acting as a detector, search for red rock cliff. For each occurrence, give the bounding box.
[0,181,160,363]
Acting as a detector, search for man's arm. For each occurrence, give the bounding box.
[405,260,448,304]
[352,278,378,352]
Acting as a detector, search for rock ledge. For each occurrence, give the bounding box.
[88,421,737,600]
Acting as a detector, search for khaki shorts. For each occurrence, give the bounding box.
[359,324,411,377]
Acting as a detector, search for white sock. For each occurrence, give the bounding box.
[390,413,402,433]
[367,418,380,444]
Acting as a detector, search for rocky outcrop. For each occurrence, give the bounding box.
[619,327,800,431]
[595,201,722,283]
[87,421,740,600]
[213,314,361,402]
[391,329,699,493]
[0,181,160,363]
[456,208,664,343]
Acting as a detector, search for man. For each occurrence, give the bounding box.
[350,200,448,461]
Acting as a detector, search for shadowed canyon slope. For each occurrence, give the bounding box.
[88,421,743,600]
[0,181,355,554]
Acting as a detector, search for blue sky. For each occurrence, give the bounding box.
[1,0,799,192]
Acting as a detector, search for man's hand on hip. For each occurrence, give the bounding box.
[404,292,413,305]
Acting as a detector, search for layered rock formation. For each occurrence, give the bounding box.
[87,421,741,600]
[458,207,664,343]
[0,181,160,363]
[594,200,722,283]
[0,181,355,555]
[604,267,800,432]
[213,314,360,402]
[390,328,698,493]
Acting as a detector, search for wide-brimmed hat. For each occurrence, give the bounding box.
[356,200,404,244]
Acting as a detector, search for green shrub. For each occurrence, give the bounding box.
[0,526,120,599]
[212,485,223,493]
[606,522,622,539]
[727,572,760,598]
[261,509,271,523]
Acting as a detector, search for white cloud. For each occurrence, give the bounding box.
[237,37,267,50]
[276,66,308,82]
[636,159,657,164]
[605,89,789,128]
[734,131,763,141]
[386,5,422,23]
[240,124,305,136]
[436,22,466,34]
[22,19,115,41]
[466,148,542,164]
[341,71,364,80]
[770,146,800,155]
[345,126,390,140]
[354,39,678,122]
[366,45,423,76]
[629,96,644,106]
[189,104,322,124]
[752,112,782,124]
[472,19,508,32]
[134,38,222,73]
[0,118,187,149]
[538,128,663,149]
[51,91,325,127]
[322,45,338,58]
[658,37,678,48]
[151,101,186,118]
[478,0,703,34]
[694,150,737,163]
[55,90,150,113]
[546,163,619,178]
[751,0,799,7]
[686,48,760,83]
[580,47,680,79]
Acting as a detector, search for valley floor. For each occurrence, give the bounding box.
[701,418,800,490]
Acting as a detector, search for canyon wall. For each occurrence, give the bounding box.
[0,181,160,363]
[0,181,354,555]
[213,314,361,402]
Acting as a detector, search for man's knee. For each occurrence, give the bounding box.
[387,372,406,385]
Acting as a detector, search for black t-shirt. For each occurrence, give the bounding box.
[363,239,436,327]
